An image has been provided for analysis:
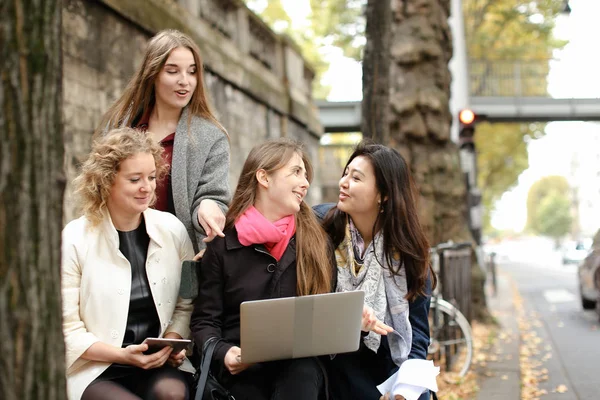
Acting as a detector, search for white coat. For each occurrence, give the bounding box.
[61,208,194,399]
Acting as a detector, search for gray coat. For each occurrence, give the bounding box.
[170,108,231,253]
[111,107,231,253]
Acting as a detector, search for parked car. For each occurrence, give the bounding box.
[562,240,591,265]
[577,247,600,313]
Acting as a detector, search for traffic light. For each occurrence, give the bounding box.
[458,109,477,150]
[457,108,481,244]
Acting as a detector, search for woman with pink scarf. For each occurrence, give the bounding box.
[190,139,334,399]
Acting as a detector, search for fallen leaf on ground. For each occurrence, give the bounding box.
[554,384,568,393]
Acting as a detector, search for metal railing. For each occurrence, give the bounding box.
[432,242,473,322]
[469,59,550,98]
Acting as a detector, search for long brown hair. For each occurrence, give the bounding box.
[323,140,436,301]
[74,127,168,226]
[227,139,333,296]
[95,29,225,136]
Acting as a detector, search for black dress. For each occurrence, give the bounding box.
[95,217,159,380]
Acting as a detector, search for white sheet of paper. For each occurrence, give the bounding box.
[377,359,440,400]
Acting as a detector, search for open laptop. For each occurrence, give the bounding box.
[240,291,365,363]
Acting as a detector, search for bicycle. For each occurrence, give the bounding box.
[427,242,474,377]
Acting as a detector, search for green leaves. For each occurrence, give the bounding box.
[536,194,573,239]
[464,0,564,60]
[526,175,572,237]
[309,0,365,61]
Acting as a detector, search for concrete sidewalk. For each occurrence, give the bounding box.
[475,273,521,400]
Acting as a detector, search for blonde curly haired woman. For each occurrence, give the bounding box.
[62,128,194,400]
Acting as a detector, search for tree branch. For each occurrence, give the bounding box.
[466,0,495,40]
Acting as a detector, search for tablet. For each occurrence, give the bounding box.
[240,291,365,363]
[142,337,191,354]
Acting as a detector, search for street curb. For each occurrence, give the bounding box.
[475,272,521,400]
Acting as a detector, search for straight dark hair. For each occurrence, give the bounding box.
[322,140,436,300]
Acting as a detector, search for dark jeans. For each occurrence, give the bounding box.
[217,357,324,400]
[82,364,190,400]
[326,336,430,400]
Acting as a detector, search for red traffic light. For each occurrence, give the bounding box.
[459,109,476,125]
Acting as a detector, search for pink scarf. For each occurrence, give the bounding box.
[235,206,296,261]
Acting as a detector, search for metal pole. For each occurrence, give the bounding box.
[449,0,470,142]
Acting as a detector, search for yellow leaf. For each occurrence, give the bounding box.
[554,384,568,393]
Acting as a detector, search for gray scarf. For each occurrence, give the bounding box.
[335,220,412,367]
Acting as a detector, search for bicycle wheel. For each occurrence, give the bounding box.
[428,298,473,377]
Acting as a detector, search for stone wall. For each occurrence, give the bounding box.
[62,0,323,222]
[319,143,356,203]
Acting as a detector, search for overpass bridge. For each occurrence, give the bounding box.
[317,59,600,132]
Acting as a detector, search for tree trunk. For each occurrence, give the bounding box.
[362,0,391,140]
[0,0,67,398]
[363,0,489,320]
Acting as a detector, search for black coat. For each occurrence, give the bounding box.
[190,226,307,367]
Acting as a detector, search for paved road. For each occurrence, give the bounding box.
[497,255,599,400]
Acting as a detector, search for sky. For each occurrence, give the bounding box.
[263,0,600,235]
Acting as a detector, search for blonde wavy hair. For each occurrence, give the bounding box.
[95,29,225,136]
[74,127,168,226]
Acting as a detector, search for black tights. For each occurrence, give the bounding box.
[82,365,189,400]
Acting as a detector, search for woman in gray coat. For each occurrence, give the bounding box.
[96,30,230,254]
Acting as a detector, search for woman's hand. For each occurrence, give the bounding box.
[193,248,206,261]
[380,394,406,400]
[167,349,186,368]
[362,305,394,335]
[197,199,226,243]
[224,346,251,375]
[162,332,187,368]
[121,343,172,370]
